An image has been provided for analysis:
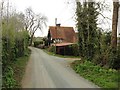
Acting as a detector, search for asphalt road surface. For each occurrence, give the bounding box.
[22,47,100,88]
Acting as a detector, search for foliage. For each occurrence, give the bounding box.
[68,44,79,56]
[47,44,79,56]
[43,37,49,46]
[109,47,120,69]
[11,49,31,87]
[2,9,30,88]
[2,67,16,88]
[71,60,118,88]
[34,41,43,47]
[104,31,111,46]
[76,1,99,60]
[48,46,56,53]
[44,48,80,58]
[76,1,119,70]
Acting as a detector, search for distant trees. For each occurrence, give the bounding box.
[25,7,47,45]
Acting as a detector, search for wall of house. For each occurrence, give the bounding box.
[53,38,63,44]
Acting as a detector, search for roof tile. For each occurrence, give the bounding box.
[49,26,77,43]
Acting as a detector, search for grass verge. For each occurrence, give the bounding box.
[71,60,119,88]
[11,49,31,87]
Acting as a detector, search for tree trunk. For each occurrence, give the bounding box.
[111,1,119,48]
[30,33,35,46]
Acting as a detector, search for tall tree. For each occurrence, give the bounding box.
[25,7,47,45]
[111,0,119,48]
[87,1,98,59]
[76,1,99,60]
[76,1,87,57]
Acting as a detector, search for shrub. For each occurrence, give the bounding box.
[2,31,29,88]
[47,44,79,56]
[34,41,43,47]
[93,52,109,67]
[71,44,79,56]
[2,11,30,88]
[67,44,79,56]
[48,46,56,53]
[2,66,16,88]
[109,48,120,69]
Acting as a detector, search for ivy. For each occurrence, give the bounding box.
[76,1,120,69]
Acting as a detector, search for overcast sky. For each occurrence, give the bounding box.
[5,0,120,37]
[7,0,76,37]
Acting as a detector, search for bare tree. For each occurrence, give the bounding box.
[25,7,47,45]
[111,0,119,48]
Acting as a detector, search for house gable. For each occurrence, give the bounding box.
[48,26,77,43]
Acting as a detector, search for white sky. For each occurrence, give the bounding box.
[3,0,120,37]
[8,0,76,37]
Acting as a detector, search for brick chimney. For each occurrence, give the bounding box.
[55,18,57,26]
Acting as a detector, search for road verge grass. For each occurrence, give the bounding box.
[71,60,119,88]
[10,49,31,87]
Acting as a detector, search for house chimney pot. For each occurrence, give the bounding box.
[56,23,61,27]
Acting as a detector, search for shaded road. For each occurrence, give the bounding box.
[22,47,100,88]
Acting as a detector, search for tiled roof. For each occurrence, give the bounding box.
[49,26,77,43]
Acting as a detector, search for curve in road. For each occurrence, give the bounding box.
[22,47,100,88]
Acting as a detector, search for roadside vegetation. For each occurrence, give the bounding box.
[72,1,120,88]
[1,0,47,88]
[47,45,79,56]
[76,1,120,69]
[2,13,30,88]
[11,49,31,87]
[71,60,119,88]
[43,47,80,58]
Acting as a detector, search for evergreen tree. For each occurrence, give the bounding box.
[87,2,98,60]
[76,1,99,60]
